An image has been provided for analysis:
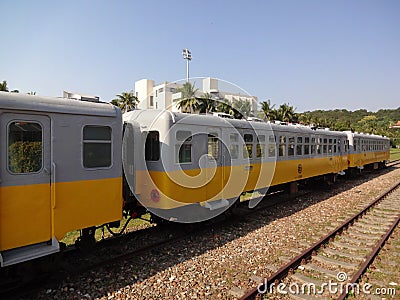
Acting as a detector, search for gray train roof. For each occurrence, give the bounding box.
[344,130,389,141]
[0,92,120,117]
[124,109,348,136]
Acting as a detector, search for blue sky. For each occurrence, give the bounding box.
[1,0,399,112]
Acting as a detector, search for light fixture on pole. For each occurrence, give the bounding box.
[182,49,192,82]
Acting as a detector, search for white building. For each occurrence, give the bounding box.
[135,77,258,115]
[135,79,181,111]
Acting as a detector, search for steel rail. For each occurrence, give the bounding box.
[337,212,400,300]
[239,180,400,300]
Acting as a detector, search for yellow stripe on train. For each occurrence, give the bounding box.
[0,177,122,251]
[135,155,348,209]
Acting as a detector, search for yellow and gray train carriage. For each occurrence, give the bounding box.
[0,92,122,267]
[345,131,390,171]
[122,110,349,223]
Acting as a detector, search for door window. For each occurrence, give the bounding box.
[8,121,43,173]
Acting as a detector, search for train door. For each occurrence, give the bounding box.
[205,128,223,201]
[0,113,52,251]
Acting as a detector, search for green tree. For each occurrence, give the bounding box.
[0,80,8,92]
[112,91,139,112]
[298,113,313,125]
[198,92,216,114]
[277,103,296,122]
[232,98,251,118]
[216,98,232,114]
[175,82,199,113]
[110,99,120,107]
[260,99,276,121]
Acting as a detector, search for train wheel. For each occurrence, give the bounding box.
[75,226,96,253]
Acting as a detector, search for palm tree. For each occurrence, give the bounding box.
[277,103,296,122]
[113,91,139,112]
[216,98,232,113]
[260,100,276,121]
[175,82,199,113]
[232,98,251,118]
[0,80,8,92]
[110,99,120,107]
[198,92,216,114]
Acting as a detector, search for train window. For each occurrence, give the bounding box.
[230,133,238,142]
[243,134,253,158]
[145,131,160,161]
[176,137,192,164]
[8,121,43,173]
[177,130,192,142]
[317,143,322,155]
[208,133,219,159]
[230,144,239,159]
[296,144,303,156]
[244,133,253,143]
[256,135,265,158]
[304,137,310,155]
[256,144,265,158]
[279,144,286,157]
[269,135,275,143]
[268,144,276,157]
[230,133,239,159]
[83,126,112,168]
[288,136,295,156]
[278,135,285,157]
[304,144,310,155]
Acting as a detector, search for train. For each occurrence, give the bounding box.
[0,92,390,267]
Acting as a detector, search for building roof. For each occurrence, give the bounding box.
[390,121,400,128]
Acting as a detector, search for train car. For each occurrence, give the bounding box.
[271,126,348,186]
[0,92,123,267]
[123,110,349,223]
[345,131,390,171]
[122,110,266,223]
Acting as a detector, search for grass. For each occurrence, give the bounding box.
[390,148,400,161]
[60,213,152,247]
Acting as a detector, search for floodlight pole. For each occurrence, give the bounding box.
[182,49,192,82]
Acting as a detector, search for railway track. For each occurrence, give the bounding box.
[387,159,400,167]
[240,181,400,299]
